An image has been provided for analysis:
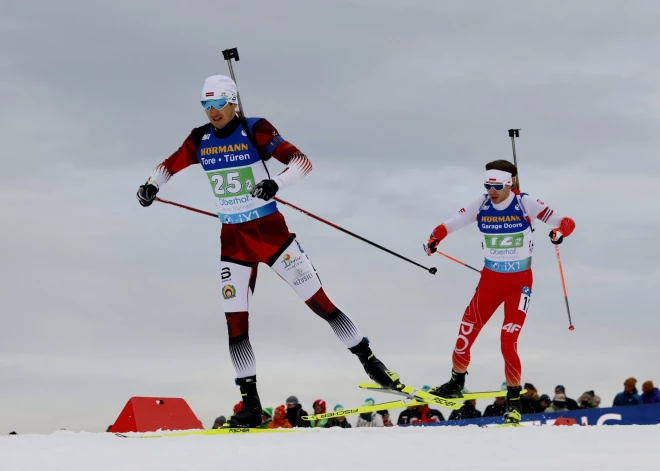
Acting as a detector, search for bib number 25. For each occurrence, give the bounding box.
[208,169,255,197]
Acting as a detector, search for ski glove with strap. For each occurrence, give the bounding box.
[137,181,159,207]
[251,180,279,201]
[549,217,576,245]
[426,224,448,255]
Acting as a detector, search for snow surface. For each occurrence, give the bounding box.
[2,425,659,471]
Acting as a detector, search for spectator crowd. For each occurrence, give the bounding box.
[210,377,660,429]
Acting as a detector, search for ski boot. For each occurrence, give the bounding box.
[503,385,523,425]
[428,370,466,398]
[350,338,402,390]
[227,376,263,428]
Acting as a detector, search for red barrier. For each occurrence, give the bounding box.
[109,397,203,433]
[553,417,579,426]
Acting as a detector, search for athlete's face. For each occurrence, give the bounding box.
[205,103,237,129]
[487,184,511,204]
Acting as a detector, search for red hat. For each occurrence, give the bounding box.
[313,399,326,413]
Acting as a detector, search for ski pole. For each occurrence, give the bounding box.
[156,197,438,275]
[222,47,248,119]
[434,251,481,274]
[554,244,575,331]
[508,129,521,190]
[155,197,217,218]
[506,128,575,330]
[422,243,481,274]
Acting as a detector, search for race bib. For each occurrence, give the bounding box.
[484,232,525,249]
[207,167,256,198]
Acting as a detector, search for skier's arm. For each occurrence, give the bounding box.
[521,194,576,242]
[442,197,484,234]
[252,119,312,190]
[147,129,203,188]
[136,129,203,206]
[426,197,483,255]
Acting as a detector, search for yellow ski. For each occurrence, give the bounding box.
[357,383,527,409]
[302,398,427,421]
[115,427,317,438]
[356,383,463,410]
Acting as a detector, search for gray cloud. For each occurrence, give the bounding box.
[1,0,658,433]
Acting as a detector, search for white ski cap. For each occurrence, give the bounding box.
[202,75,239,103]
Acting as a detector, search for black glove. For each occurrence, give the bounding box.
[251,180,279,201]
[549,229,564,245]
[136,182,159,207]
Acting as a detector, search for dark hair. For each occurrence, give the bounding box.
[485,160,518,177]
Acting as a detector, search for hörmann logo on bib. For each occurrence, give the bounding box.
[480,215,522,223]
[200,144,249,156]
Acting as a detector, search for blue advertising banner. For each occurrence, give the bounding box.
[411,403,660,427]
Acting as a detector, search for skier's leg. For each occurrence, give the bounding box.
[269,238,400,388]
[500,270,533,423]
[220,256,262,427]
[430,269,504,397]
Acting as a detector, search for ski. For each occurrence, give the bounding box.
[358,383,527,409]
[115,427,316,438]
[302,398,426,421]
[360,383,526,400]
[483,422,525,428]
[356,383,463,410]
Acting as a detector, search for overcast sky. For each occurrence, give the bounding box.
[2,0,659,433]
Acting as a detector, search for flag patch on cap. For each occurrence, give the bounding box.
[205,92,214,97]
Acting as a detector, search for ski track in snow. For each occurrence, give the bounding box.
[1,425,659,471]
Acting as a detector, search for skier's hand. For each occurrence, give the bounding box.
[426,224,448,255]
[426,236,440,255]
[251,180,279,201]
[549,217,575,245]
[136,181,159,207]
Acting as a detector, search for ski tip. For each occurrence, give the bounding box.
[358,382,382,389]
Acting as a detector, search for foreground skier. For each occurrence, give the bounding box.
[425,160,575,424]
[136,75,400,427]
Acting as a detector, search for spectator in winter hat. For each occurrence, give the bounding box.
[521,383,543,414]
[578,391,601,409]
[212,416,227,429]
[326,404,352,428]
[484,396,507,417]
[523,383,539,400]
[268,405,293,429]
[397,405,421,425]
[538,394,552,411]
[545,394,570,413]
[641,381,660,404]
[356,398,384,427]
[613,378,643,407]
[412,404,445,424]
[448,399,482,421]
[257,408,273,429]
[285,396,310,428]
[554,385,578,410]
[309,399,328,428]
[233,401,243,414]
[377,409,394,427]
